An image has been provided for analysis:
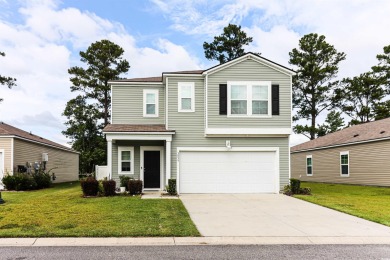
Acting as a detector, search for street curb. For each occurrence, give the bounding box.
[1,236,390,246]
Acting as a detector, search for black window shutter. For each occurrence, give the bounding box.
[272,84,280,115]
[219,84,227,115]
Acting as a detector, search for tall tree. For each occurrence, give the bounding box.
[68,39,130,126]
[64,39,130,173]
[0,52,16,102]
[289,33,346,139]
[62,96,106,173]
[372,44,390,88]
[203,24,253,64]
[333,72,386,125]
[317,111,345,137]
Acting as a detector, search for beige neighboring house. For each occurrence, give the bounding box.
[0,122,79,188]
[291,118,390,186]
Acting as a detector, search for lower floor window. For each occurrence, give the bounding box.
[340,152,349,176]
[118,147,134,174]
[306,155,312,175]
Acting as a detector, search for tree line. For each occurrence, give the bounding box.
[2,24,390,173]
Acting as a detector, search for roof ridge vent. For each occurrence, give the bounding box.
[353,134,359,137]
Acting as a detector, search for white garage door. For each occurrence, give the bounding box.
[179,151,277,193]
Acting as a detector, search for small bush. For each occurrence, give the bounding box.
[283,184,293,196]
[14,174,37,191]
[167,179,177,195]
[102,180,116,196]
[97,180,104,196]
[32,171,52,189]
[290,178,301,194]
[128,180,142,195]
[299,187,312,195]
[283,184,311,196]
[119,175,132,190]
[2,173,17,190]
[80,177,99,197]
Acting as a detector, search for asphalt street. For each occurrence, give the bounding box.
[1,245,390,260]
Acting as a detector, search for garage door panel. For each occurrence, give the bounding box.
[179,151,277,193]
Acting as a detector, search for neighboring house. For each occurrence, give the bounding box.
[0,122,79,188]
[103,53,294,194]
[291,118,390,186]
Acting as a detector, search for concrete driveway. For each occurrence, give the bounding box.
[180,194,390,237]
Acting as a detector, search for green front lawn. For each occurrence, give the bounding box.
[0,182,199,237]
[295,182,390,227]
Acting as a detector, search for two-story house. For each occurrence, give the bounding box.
[103,53,294,194]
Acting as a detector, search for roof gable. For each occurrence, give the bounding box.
[203,53,295,77]
[291,118,390,152]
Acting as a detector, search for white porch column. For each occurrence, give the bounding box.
[165,140,171,185]
[107,140,112,180]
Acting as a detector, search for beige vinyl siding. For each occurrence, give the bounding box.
[13,139,78,183]
[0,137,12,173]
[167,76,290,189]
[291,139,390,186]
[111,84,165,124]
[207,59,291,128]
[111,140,165,185]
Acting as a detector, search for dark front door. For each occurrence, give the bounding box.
[144,151,160,189]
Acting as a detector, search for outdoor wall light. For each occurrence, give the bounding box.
[226,140,231,150]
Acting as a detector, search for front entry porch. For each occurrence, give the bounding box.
[103,124,175,191]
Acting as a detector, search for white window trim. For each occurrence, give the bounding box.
[227,81,272,117]
[143,89,159,117]
[306,155,313,176]
[118,146,135,175]
[340,151,350,177]
[178,82,195,112]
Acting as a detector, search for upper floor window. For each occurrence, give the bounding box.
[143,89,159,117]
[178,82,195,112]
[118,146,134,175]
[227,81,271,117]
[340,151,349,177]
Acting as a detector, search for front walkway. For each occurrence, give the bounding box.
[180,194,390,237]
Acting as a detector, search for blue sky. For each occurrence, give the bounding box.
[1,0,390,146]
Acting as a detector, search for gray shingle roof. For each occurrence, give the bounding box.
[0,122,76,153]
[291,118,390,152]
[109,53,294,83]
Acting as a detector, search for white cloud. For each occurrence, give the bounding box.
[0,0,203,146]
[152,0,390,146]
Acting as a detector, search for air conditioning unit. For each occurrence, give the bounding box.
[42,153,48,162]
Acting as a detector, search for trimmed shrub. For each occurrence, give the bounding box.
[167,179,177,195]
[102,180,116,196]
[128,180,143,195]
[290,178,301,194]
[119,175,132,190]
[80,177,99,197]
